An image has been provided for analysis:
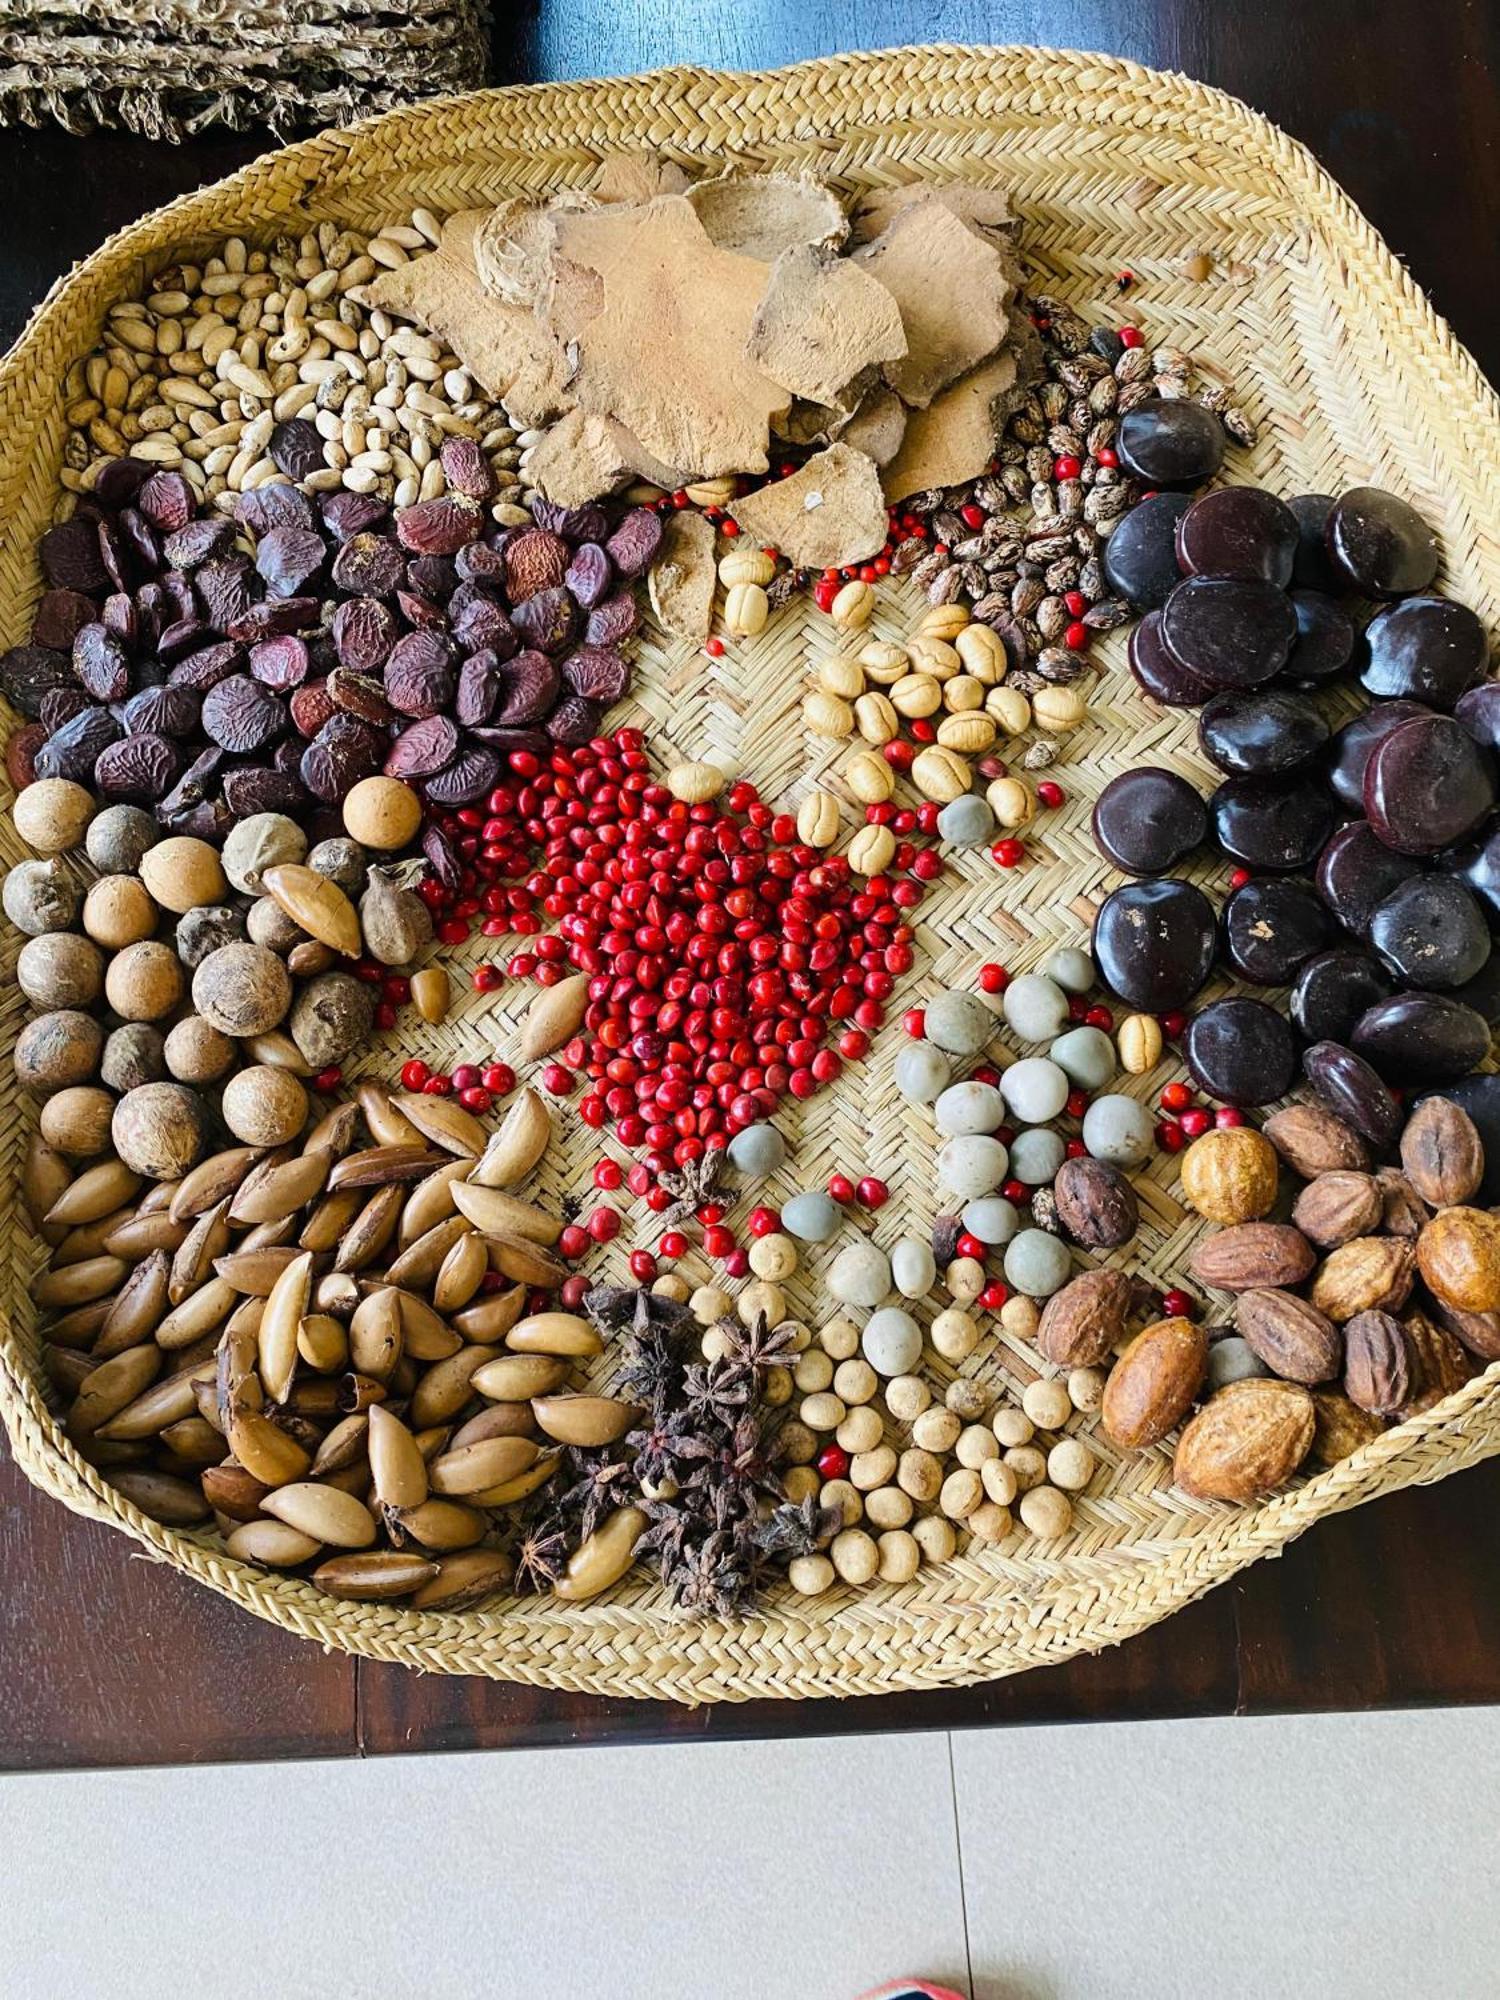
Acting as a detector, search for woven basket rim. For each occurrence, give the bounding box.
[4,44,1500,1703]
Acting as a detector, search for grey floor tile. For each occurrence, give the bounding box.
[0,1731,969,2000]
[952,1706,1500,2000]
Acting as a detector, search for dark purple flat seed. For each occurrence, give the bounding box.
[256,525,327,599]
[450,588,516,655]
[92,457,150,508]
[167,640,245,692]
[0,644,76,719]
[384,630,455,719]
[39,519,109,593]
[72,623,131,701]
[249,635,311,691]
[122,684,200,738]
[604,507,663,578]
[424,743,503,805]
[1291,949,1394,1043]
[1314,822,1423,937]
[226,598,321,643]
[422,820,463,890]
[326,668,395,727]
[223,766,309,817]
[1324,699,1429,813]
[161,573,198,625]
[1287,494,1340,591]
[1184,997,1298,1106]
[120,507,164,574]
[1198,690,1328,778]
[169,798,232,842]
[1327,486,1439,598]
[583,591,637,650]
[1091,766,1207,875]
[1099,492,1193,609]
[1160,576,1297,690]
[196,556,258,631]
[455,542,507,585]
[512,586,579,655]
[331,597,398,674]
[533,498,609,545]
[1282,590,1356,688]
[272,735,305,779]
[456,651,503,727]
[290,680,335,738]
[561,644,631,705]
[407,555,459,603]
[438,438,495,503]
[1369,874,1492,989]
[269,418,326,482]
[1455,683,1500,751]
[155,744,222,820]
[1091,878,1217,1012]
[1209,775,1335,873]
[492,650,560,727]
[564,543,614,610]
[1221,879,1330,984]
[397,497,482,556]
[1304,1039,1403,1151]
[122,587,154,647]
[158,616,212,663]
[546,694,602,746]
[137,471,195,534]
[38,685,94,732]
[1363,713,1496,854]
[301,713,384,802]
[95,730,183,803]
[385,714,460,778]
[201,674,287,753]
[34,705,122,782]
[96,517,136,594]
[396,589,449,633]
[331,533,405,598]
[1352,991,1490,1085]
[162,518,232,571]
[1127,609,1214,706]
[32,589,98,651]
[1357,595,1487,709]
[321,491,389,542]
[235,484,315,538]
[1174,486,1298,585]
[470,726,550,761]
[1115,401,1225,488]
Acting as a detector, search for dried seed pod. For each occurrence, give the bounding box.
[410,1548,514,1610]
[261,863,362,957]
[553,1505,648,1602]
[366,1401,429,1510]
[263,1482,378,1549]
[385,1214,470,1290]
[530,1394,641,1447]
[156,1275,237,1350]
[393,1092,487,1158]
[429,1435,539,1496]
[226,1519,323,1567]
[452,1285,528,1344]
[399,1159,474,1244]
[297,1313,349,1373]
[328,1145,449,1190]
[257,1249,313,1404]
[313,1551,439,1600]
[349,1286,404,1381]
[470,1090,552,1188]
[505,1311,602,1357]
[44,1158,141,1228]
[299,1188,366,1256]
[36,1256,128,1311]
[201,1462,273,1522]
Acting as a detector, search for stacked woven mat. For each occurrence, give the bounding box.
[0,0,489,138]
[3,48,1500,1701]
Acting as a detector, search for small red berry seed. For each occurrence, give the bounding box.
[400,1058,429,1090]
[1065,1089,1089,1119]
[1064,620,1090,651]
[747,1205,781,1238]
[990,838,1025,868]
[312,1066,342,1092]
[481,1062,515,1095]
[586,1206,620,1243]
[1155,1118,1185,1153]
[1160,1081,1195,1113]
[816,1443,850,1480]
[977,963,1010,994]
[471,963,501,992]
[421,1074,453,1096]
[1179,1108,1212,1138]
[902,1007,927,1038]
[722,1248,751,1278]
[1063,590,1087,617]
[459,1085,492,1113]
[1084,1005,1114,1031]
[559,1224,589,1260]
[956,1232,987,1261]
[541,1063,575,1095]
[1159,1011,1188,1040]
[1002,1178,1029,1205]
[629,1249,658,1283]
[1162,1288,1198,1320]
[452,1064,481,1092]
[705,636,726,658]
[1215,1107,1246,1128]
[856,1176,889,1210]
[1096,446,1119,468]
[702,1224,736,1259]
[1119,325,1144,348]
[1229,866,1253,889]
[658,1230,688,1260]
[827,1172,856,1203]
[1036,781,1065,809]
[1053,454,1082,482]
[593,1159,624,1191]
[560,1275,590,1310]
[978,1280,1009,1310]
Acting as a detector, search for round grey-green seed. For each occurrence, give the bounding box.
[1081,1093,1156,1169]
[894,1042,952,1103]
[1002,973,1069,1042]
[1000,1056,1069,1124]
[1008,1127,1066,1185]
[862,1307,923,1377]
[727,1121,787,1177]
[890,1238,937,1299]
[1049,1025,1116,1092]
[961,1196,1021,1245]
[933,1080,1004,1136]
[923,990,994,1055]
[1043,945,1095,995]
[827,1239,892,1309]
[1206,1336,1273,1391]
[937,1134,1010,1198]
[936,793,996,846]
[84,803,159,875]
[1003,1228,1073,1298]
[781,1191,841,1242]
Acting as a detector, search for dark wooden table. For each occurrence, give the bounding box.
[4,1,1500,1770]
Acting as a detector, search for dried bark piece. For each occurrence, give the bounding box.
[834,385,908,468]
[686,172,848,261]
[647,510,717,643]
[542,197,790,478]
[594,152,689,203]
[852,199,1016,409]
[850,180,1017,246]
[472,199,566,309]
[525,410,687,509]
[882,349,1020,503]
[745,245,906,409]
[729,444,888,571]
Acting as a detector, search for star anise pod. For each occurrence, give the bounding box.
[654,1149,733,1227]
[719,1310,799,1375]
[559,1450,635,1539]
[755,1491,838,1560]
[680,1355,751,1426]
[512,1521,569,1594]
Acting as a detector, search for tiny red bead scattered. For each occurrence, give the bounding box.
[1035,781,1065,810]
[827,1172,856,1203]
[1178,1107,1212,1138]
[1155,1118,1185,1153]
[1160,1081,1195,1113]
[977,963,1010,994]
[816,1444,850,1481]
[1215,1106,1246,1128]
[1162,1288,1198,1320]
[856,1176,889,1210]
[990,838,1025,869]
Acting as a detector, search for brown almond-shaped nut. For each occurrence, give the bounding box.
[1291,1171,1383,1249]
[518,972,590,1060]
[1342,1310,1412,1416]
[1189,1223,1317,1293]
[1308,1236,1415,1321]
[1308,1389,1386,1468]
[1400,1097,1485,1208]
[1233,1289,1342,1385]
[1397,1309,1475,1418]
[1375,1169,1429,1238]
[1416,1207,1500,1312]
[1036,1268,1135,1367]
[530,1393,641,1447]
[312,1551,438,1600]
[410,1548,515,1611]
[1180,1126,1279,1225]
[1173,1378,1315,1501]
[1051,1157,1137,1249]
[1263,1103,1370,1177]
[1100,1316,1208,1451]
[1429,1297,1500,1362]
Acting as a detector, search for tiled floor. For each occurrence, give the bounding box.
[3,1709,1498,1997]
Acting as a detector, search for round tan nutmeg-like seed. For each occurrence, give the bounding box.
[667,760,729,804]
[936,711,997,754]
[723,581,769,635]
[817,654,866,699]
[854,691,899,744]
[804,689,855,738]
[796,790,841,848]
[846,824,896,877]
[843,749,896,803]
[1180,1126,1280,1225]
[910,746,972,803]
[830,580,874,630]
[220,1065,308,1147]
[1116,1013,1164,1075]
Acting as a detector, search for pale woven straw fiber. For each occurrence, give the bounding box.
[1,46,1497,1700]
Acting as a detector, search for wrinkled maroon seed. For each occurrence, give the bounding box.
[72,623,131,701]
[32,589,97,652]
[584,590,639,648]
[201,673,287,753]
[269,418,327,483]
[94,730,183,803]
[604,506,663,578]
[385,713,460,777]
[249,634,311,690]
[137,470,195,534]
[39,519,109,593]
[439,437,495,502]
[35,705,123,782]
[396,496,482,556]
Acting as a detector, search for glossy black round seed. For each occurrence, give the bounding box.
[1091,878,1217,1012]
[1369,874,1492,988]
[1184,997,1299,1106]
[1456,682,1500,751]
[1221,879,1330,984]
[1291,949,1394,1044]
[1128,609,1214,707]
[1324,700,1430,813]
[1364,714,1496,854]
[1209,776,1336,872]
[1357,596,1487,709]
[1416,1075,1500,1201]
[1287,494,1340,591]
[1174,486,1299,585]
[1313,822,1423,938]
[1449,820,1500,925]
[1351,991,1491,1084]
[1160,577,1297,691]
[1091,767,1207,876]
[1303,1039,1404,1152]
[1116,401,1226,488]
[1198,690,1329,778]
[1101,492,1195,609]
[1282,591,1357,688]
[1326,486,1439,598]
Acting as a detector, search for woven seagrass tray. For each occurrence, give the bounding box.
[3,46,1499,1702]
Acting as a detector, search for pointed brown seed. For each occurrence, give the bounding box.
[42,1299,113,1350]
[170,1197,231,1302]
[390,1497,487,1551]
[112,1469,212,1527]
[228,1408,311,1487]
[398,1159,474,1246]
[553,1505,647,1601]
[312,1550,437,1600]
[257,1249,313,1403]
[53,1208,136,1267]
[487,1234,567,1289]
[530,1393,641,1447]
[518,973,590,1060]
[171,1146,265,1223]
[297,1312,349,1372]
[262,863,362,957]
[45,1345,93,1397]
[36,1257,128,1310]
[97,1366,201,1439]
[470,1089,552,1189]
[429,1435,538,1495]
[449,1180,562,1245]
[452,1283,528,1343]
[395,1290,463,1361]
[385,1214,470,1289]
[411,1547,514,1610]
[263,1481,378,1548]
[299,1187,365,1254]
[410,966,450,1025]
[349,1286,403,1381]
[392,1092,487,1159]
[230,1148,332,1227]
[23,1135,72,1243]
[450,1402,538,1447]
[45,1158,141,1227]
[367,1401,429,1510]
[101,1211,188,1259]
[312,1410,370,1476]
[357,1082,424,1148]
[302,1100,362,1159]
[328,1145,450,1190]
[157,1276,238,1350]
[434,1231,488,1312]
[243,1029,313,1076]
[332,1182,405,1270]
[505,1311,602,1357]
[408,1343,499,1428]
[201,1460,271,1520]
[95,1249,171,1356]
[159,1414,226,1467]
[70,1343,160,1434]
[471,1354,567,1402]
[226,1519,323,1567]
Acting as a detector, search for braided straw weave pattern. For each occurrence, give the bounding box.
[2,46,1499,1700]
